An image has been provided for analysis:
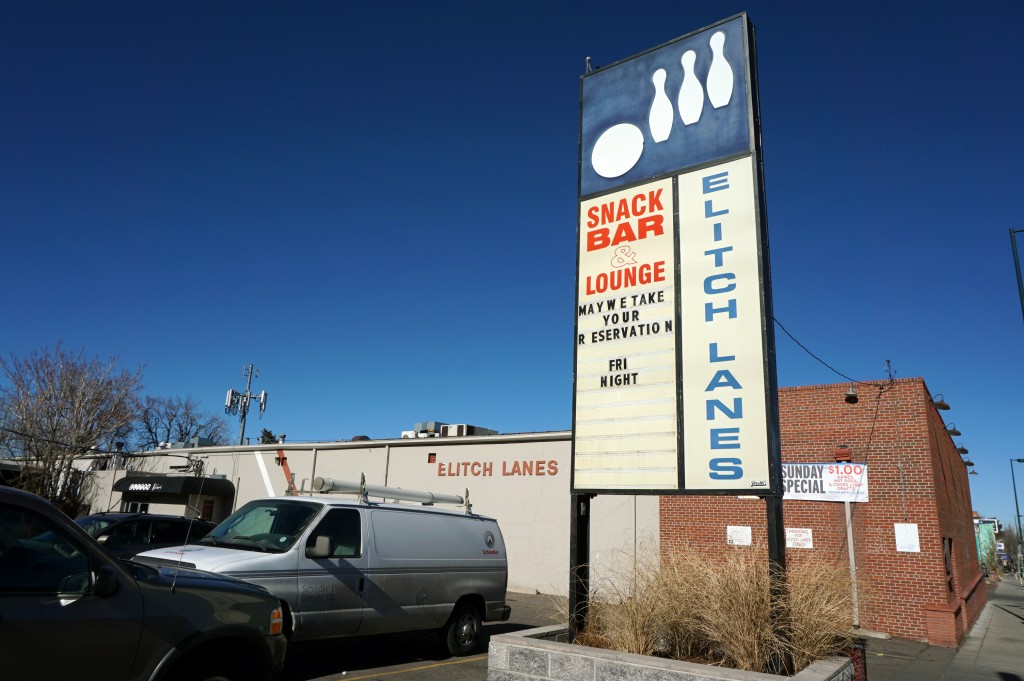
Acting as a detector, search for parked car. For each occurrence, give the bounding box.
[0,486,287,681]
[75,512,215,559]
[135,475,511,655]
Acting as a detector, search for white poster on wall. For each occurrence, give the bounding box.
[786,528,813,549]
[727,525,752,546]
[894,523,920,552]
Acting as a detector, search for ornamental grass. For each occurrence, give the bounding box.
[566,547,860,675]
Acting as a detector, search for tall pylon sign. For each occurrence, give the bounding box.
[572,13,781,497]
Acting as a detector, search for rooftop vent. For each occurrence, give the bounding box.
[440,424,498,437]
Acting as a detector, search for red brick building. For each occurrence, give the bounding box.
[660,377,984,646]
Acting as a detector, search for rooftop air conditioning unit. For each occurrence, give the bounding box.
[440,424,498,437]
[413,421,446,437]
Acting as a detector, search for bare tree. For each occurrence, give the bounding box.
[1001,526,1020,568]
[135,395,230,451]
[0,343,143,516]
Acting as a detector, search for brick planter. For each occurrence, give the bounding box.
[488,625,854,681]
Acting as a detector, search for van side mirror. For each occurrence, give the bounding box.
[93,564,120,598]
[305,535,332,559]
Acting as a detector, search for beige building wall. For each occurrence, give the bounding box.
[88,431,659,596]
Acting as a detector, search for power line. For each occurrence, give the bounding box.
[773,317,891,388]
[0,426,101,454]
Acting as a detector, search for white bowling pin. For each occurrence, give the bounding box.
[677,50,703,125]
[706,31,734,108]
[648,68,673,143]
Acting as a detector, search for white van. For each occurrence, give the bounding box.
[134,476,511,655]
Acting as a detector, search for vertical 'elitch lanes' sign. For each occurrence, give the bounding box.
[572,13,780,495]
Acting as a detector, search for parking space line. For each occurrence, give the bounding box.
[336,654,487,681]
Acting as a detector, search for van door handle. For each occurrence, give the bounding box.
[358,577,364,593]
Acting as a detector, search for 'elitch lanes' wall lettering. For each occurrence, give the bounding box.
[436,459,559,477]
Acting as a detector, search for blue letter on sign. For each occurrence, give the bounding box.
[709,458,743,479]
[710,427,741,449]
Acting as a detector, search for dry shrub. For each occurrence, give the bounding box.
[570,547,857,675]
[695,550,782,672]
[656,548,716,661]
[571,552,671,656]
[784,558,859,670]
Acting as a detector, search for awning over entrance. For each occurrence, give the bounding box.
[113,475,235,498]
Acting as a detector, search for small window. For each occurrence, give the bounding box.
[185,521,213,543]
[943,538,954,593]
[105,520,151,547]
[307,509,361,558]
[200,499,215,521]
[0,503,92,595]
[151,520,189,545]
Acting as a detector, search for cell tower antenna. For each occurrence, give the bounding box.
[224,364,268,446]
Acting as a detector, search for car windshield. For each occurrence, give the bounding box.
[199,500,321,553]
[74,516,121,537]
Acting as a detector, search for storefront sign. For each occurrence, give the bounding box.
[782,463,868,502]
[679,157,769,490]
[572,13,778,495]
[435,458,559,477]
[574,179,678,490]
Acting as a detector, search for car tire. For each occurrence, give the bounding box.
[177,655,252,681]
[442,601,482,656]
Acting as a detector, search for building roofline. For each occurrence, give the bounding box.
[135,429,572,456]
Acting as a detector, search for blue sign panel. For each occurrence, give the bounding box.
[580,15,751,198]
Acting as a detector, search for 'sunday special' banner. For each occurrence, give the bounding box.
[781,463,868,502]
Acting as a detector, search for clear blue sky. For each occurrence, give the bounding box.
[4,2,1024,529]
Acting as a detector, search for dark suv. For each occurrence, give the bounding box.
[0,486,286,681]
[75,512,215,559]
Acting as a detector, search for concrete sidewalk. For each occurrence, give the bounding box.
[862,576,1024,680]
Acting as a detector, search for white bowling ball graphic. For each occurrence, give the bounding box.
[591,123,644,178]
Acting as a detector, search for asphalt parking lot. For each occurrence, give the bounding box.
[282,592,564,681]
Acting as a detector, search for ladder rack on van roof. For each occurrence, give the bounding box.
[312,473,473,514]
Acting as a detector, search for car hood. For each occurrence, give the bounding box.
[134,544,270,571]
[144,563,273,595]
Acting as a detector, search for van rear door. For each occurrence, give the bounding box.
[294,507,365,639]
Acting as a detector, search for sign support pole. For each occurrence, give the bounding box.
[568,493,592,641]
[845,500,861,627]
[765,493,786,572]
[765,493,791,674]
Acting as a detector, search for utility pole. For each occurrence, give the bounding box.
[1012,459,1024,579]
[225,365,268,446]
[1010,230,1024,578]
[1011,229,1024,325]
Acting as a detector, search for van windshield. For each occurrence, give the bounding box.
[200,500,321,553]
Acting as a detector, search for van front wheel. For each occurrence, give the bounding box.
[443,602,482,656]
